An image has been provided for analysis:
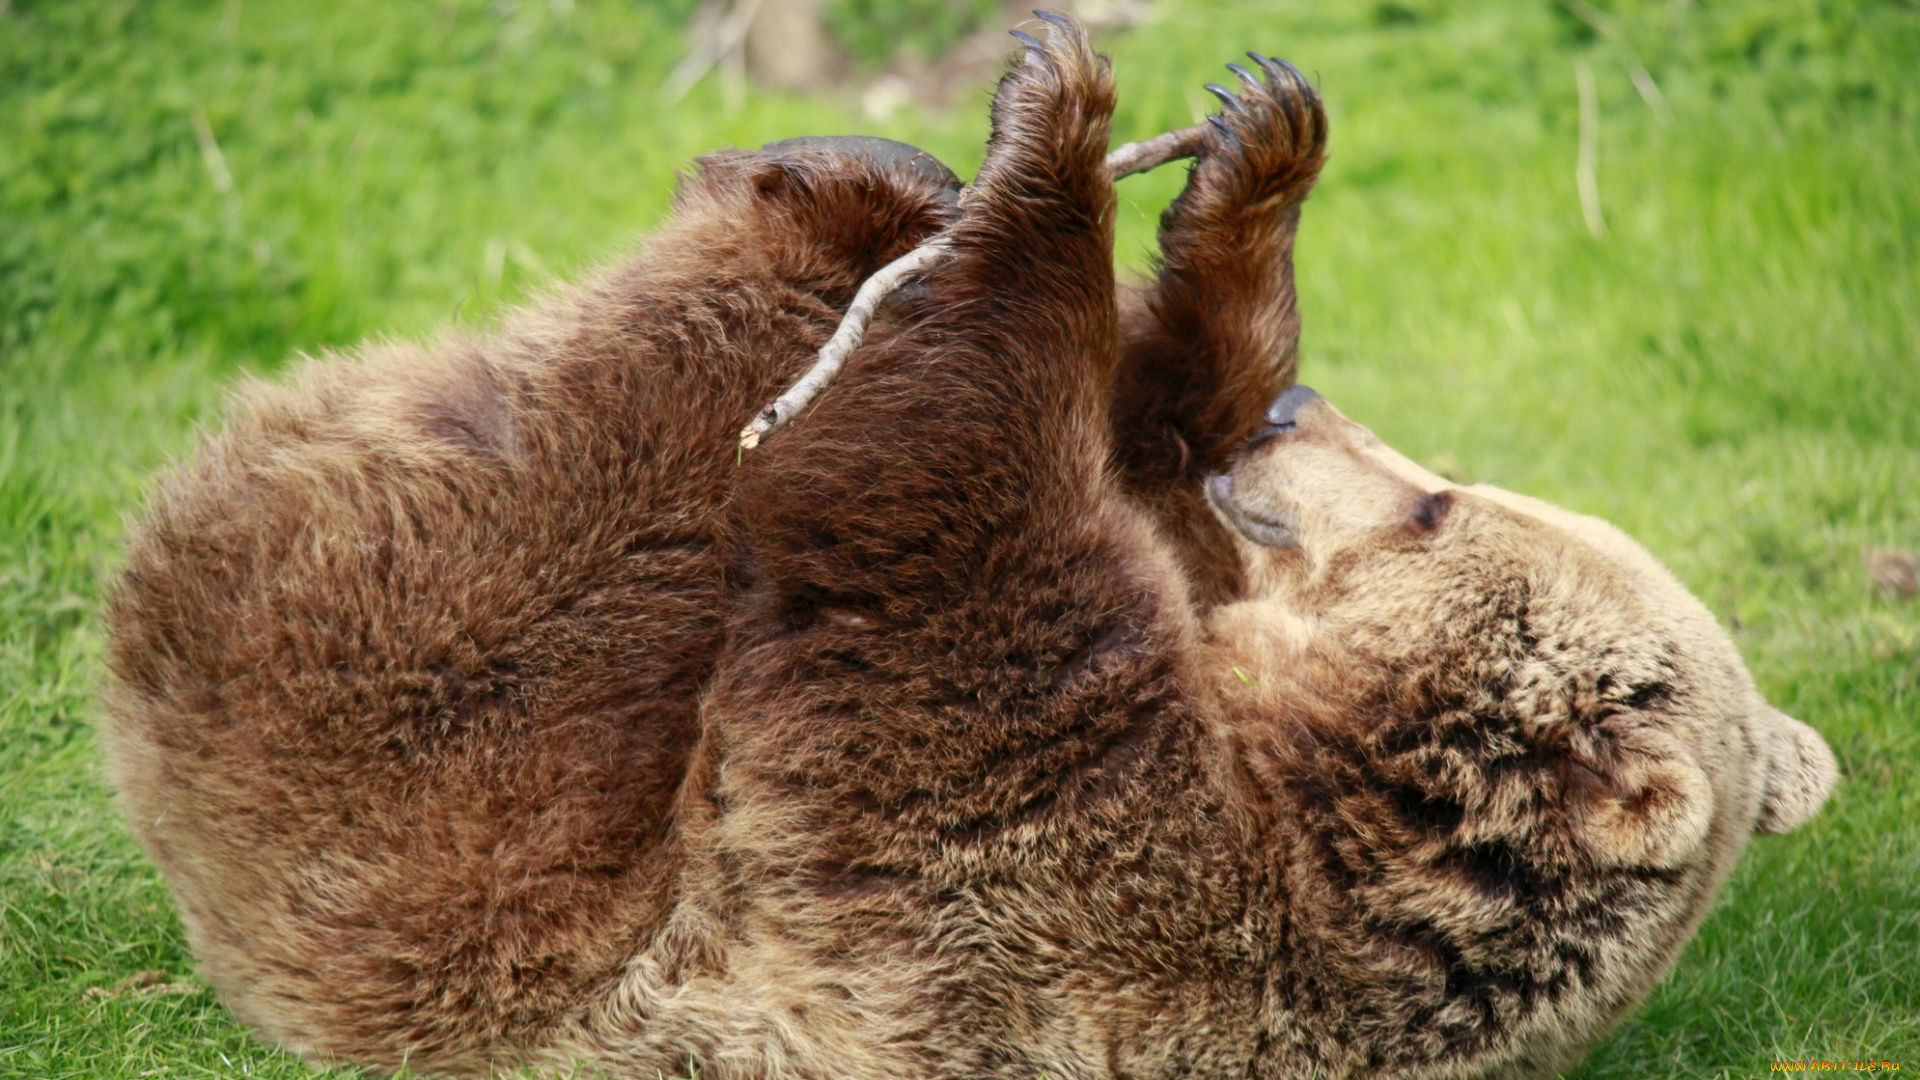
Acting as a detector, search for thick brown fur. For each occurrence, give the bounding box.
[104,18,1834,1080]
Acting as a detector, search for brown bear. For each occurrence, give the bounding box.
[103,17,1835,1080]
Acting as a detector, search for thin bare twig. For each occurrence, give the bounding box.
[737,237,953,450]
[736,120,1212,452]
[1106,123,1210,179]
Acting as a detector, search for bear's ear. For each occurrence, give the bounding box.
[1755,709,1838,835]
[1565,738,1714,869]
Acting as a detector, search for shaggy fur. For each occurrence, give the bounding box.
[104,20,1835,1080]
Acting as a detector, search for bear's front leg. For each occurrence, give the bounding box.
[718,14,1164,836]
[1111,56,1327,605]
[636,25,1256,1079]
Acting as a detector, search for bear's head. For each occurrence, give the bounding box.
[1203,383,1834,883]
[1197,386,1836,1062]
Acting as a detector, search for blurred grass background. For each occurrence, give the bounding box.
[2,0,1916,1076]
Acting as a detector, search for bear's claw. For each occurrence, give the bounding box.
[1250,51,1309,87]
[1224,62,1261,89]
[1032,9,1076,33]
[1164,45,1326,229]
[1204,83,1248,114]
[981,11,1113,182]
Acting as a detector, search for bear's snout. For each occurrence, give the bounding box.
[1204,471,1299,551]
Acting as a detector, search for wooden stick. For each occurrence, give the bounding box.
[1106,123,1209,180]
[737,237,952,450]
[737,121,1210,452]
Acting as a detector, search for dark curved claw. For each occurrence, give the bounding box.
[1203,83,1247,113]
[1032,9,1076,33]
[1249,51,1309,89]
[1225,62,1263,90]
[1009,27,1045,55]
[1206,113,1240,147]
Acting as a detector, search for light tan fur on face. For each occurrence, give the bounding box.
[1207,392,1834,853]
[1204,392,1836,1050]
[1182,393,1827,1076]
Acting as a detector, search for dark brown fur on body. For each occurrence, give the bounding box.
[106,138,959,1068]
[105,19,1834,1080]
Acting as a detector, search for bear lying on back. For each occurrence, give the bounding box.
[104,17,1835,1079]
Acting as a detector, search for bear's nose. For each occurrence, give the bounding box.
[1243,385,1320,452]
[1264,385,1321,430]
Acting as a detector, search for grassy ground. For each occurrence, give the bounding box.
[2,0,1916,1076]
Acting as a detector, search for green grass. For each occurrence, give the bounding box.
[2,0,1915,1076]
